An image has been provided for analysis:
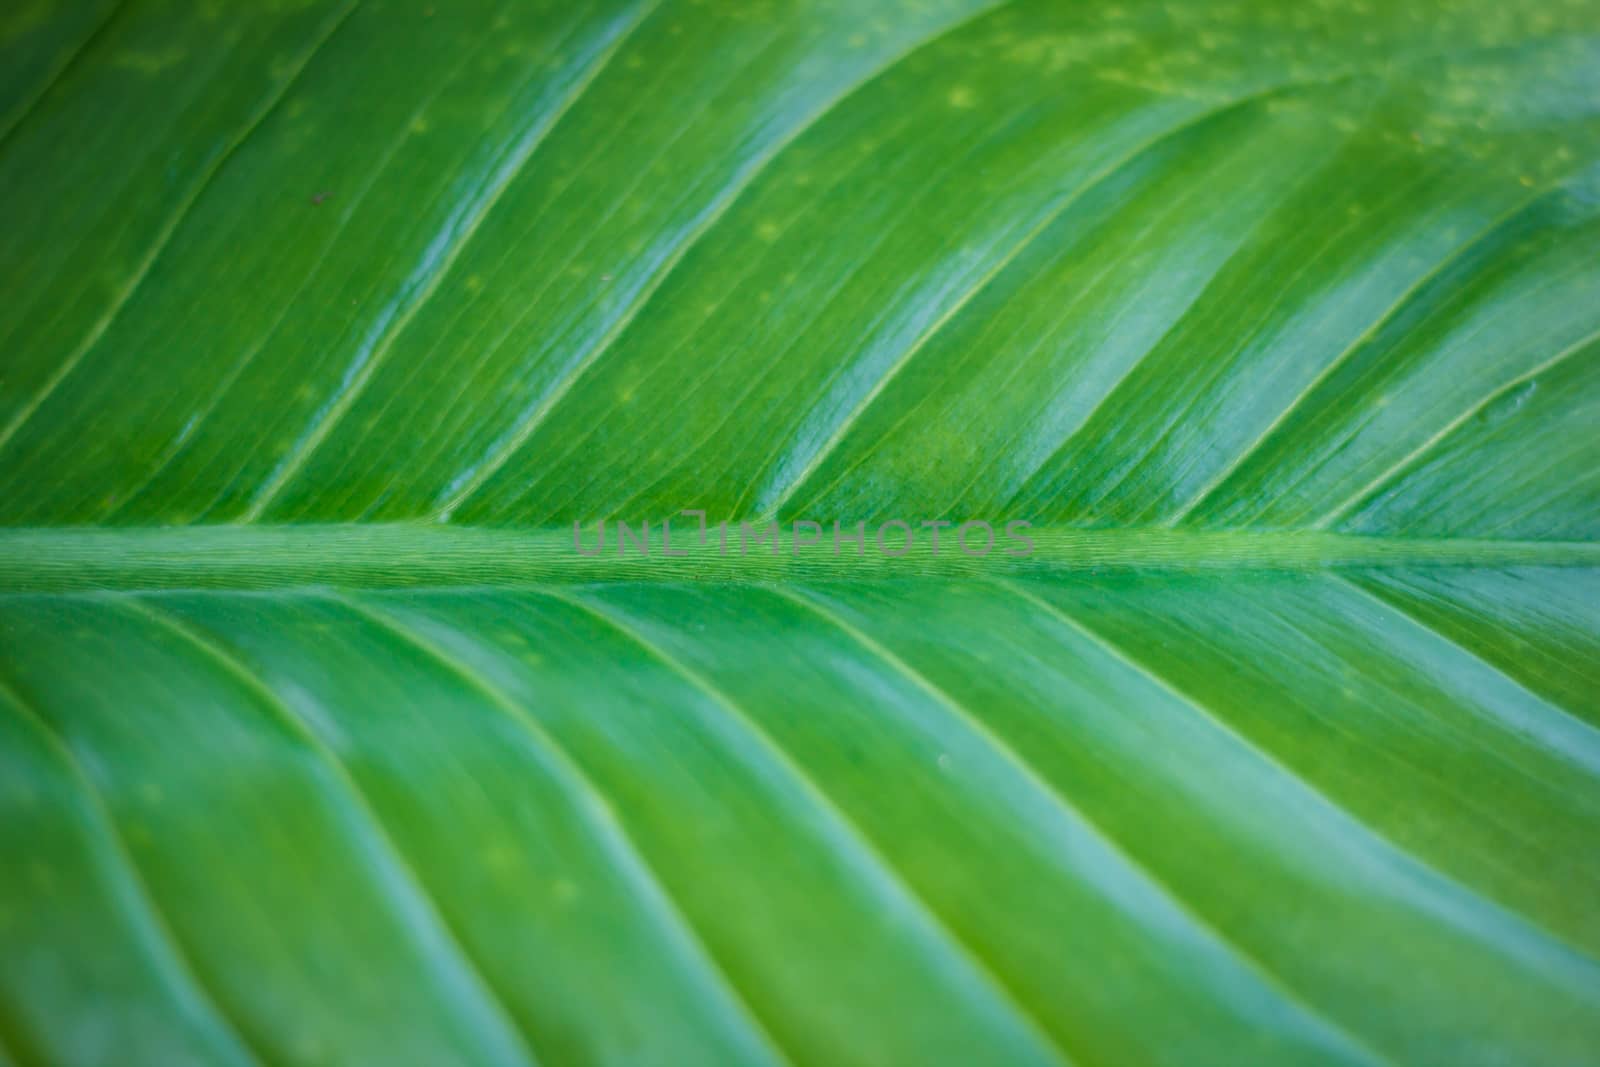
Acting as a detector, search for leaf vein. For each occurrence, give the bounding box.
[995,576,1600,974]
[772,583,1391,1067]
[0,0,359,456]
[116,595,542,1067]
[550,586,1077,1067]
[331,592,794,1067]
[239,0,663,522]
[0,676,265,1067]
[1333,575,1600,775]
[0,0,127,154]
[1170,179,1573,526]
[1313,322,1600,529]
[435,0,1020,518]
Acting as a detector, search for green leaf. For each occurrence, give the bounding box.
[1,0,1597,1064]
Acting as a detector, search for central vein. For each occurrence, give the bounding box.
[1,524,1595,593]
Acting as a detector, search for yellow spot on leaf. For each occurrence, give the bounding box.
[484,841,519,875]
[114,48,188,76]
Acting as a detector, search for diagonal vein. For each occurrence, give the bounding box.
[0,676,265,1067]
[1333,574,1600,775]
[1168,179,1570,526]
[774,585,1401,1067]
[548,585,1077,1067]
[331,591,794,1067]
[0,0,127,154]
[238,0,663,522]
[771,583,1391,1067]
[1313,322,1600,528]
[115,594,541,1067]
[756,76,1331,520]
[0,0,360,457]
[96,55,504,526]
[435,0,1017,519]
[996,576,1600,974]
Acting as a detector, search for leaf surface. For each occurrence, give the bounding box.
[0,1,1597,1064]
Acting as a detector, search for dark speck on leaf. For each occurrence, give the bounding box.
[310,191,333,205]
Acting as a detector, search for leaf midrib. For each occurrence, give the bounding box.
[1,524,1594,594]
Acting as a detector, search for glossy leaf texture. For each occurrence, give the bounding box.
[1,1,1598,1065]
